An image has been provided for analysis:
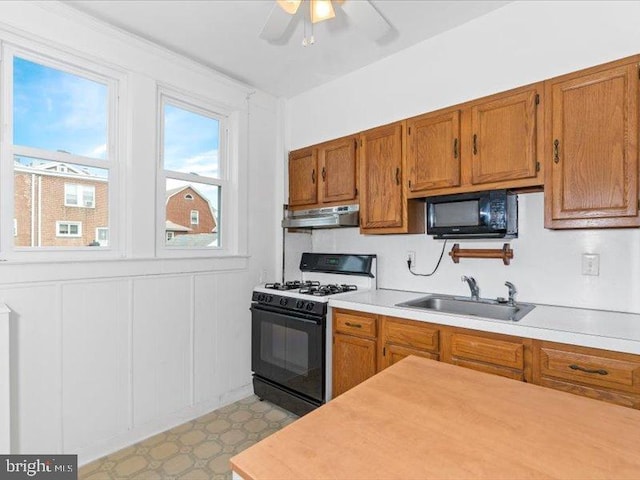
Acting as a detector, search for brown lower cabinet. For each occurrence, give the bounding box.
[332,310,378,397]
[533,340,640,409]
[332,308,640,409]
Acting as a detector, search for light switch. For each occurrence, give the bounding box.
[582,254,599,276]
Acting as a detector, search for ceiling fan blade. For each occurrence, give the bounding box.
[341,0,392,40]
[259,3,296,42]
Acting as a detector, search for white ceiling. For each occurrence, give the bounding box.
[65,0,510,98]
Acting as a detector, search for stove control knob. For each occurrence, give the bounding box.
[258,294,266,302]
[279,297,288,306]
[306,303,315,312]
[296,300,305,309]
[266,295,273,303]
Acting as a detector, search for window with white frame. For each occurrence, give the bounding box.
[56,221,82,237]
[3,44,118,254]
[65,183,96,208]
[160,90,225,250]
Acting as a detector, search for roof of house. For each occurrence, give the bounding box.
[165,233,218,247]
[165,184,218,226]
[165,220,192,232]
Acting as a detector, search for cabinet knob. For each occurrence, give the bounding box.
[311,169,316,183]
[453,138,459,159]
[473,134,478,155]
[322,167,326,181]
[395,167,400,185]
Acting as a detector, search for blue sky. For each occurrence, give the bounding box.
[13,56,221,214]
[13,56,108,159]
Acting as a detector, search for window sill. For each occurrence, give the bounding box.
[0,255,250,285]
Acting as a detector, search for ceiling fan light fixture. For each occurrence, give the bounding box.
[310,0,336,24]
[276,0,302,15]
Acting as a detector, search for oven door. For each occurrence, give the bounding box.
[251,303,325,402]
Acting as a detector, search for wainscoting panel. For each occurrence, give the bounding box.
[194,273,221,403]
[132,275,193,427]
[61,280,131,453]
[0,284,62,453]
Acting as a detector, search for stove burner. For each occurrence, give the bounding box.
[264,280,320,291]
[299,284,358,296]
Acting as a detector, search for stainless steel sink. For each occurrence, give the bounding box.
[395,294,535,322]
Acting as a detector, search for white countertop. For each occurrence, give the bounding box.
[328,289,640,355]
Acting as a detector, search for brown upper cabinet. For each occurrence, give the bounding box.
[288,147,317,207]
[406,109,461,192]
[358,122,425,234]
[288,135,358,209]
[471,87,540,185]
[545,57,640,229]
[406,83,544,197]
[318,135,358,204]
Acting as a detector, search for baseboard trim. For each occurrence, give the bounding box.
[76,383,253,466]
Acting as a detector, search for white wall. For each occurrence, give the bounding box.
[0,2,280,464]
[286,1,640,314]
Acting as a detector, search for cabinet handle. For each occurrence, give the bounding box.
[553,139,560,163]
[473,134,477,155]
[395,167,400,185]
[345,322,362,328]
[322,167,326,181]
[569,364,608,375]
[453,138,458,159]
[311,169,316,183]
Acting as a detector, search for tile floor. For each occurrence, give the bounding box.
[79,395,298,480]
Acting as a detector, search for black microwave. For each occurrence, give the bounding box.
[426,190,518,239]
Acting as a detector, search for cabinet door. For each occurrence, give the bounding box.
[442,329,530,382]
[546,62,639,228]
[359,123,403,230]
[333,333,377,397]
[381,344,438,370]
[533,341,640,409]
[407,110,461,192]
[319,137,357,204]
[288,148,317,207]
[471,87,540,184]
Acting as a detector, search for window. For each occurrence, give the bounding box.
[65,184,96,208]
[56,221,82,237]
[159,90,226,251]
[2,44,120,256]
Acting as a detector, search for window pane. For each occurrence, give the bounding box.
[13,56,108,159]
[165,179,219,247]
[163,104,220,178]
[14,156,108,247]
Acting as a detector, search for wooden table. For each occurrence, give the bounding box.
[231,356,640,479]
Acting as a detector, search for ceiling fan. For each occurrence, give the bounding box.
[259,0,393,45]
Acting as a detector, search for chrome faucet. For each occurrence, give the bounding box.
[461,276,480,301]
[505,281,517,306]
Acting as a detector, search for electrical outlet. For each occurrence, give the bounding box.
[407,251,415,265]
[582,253,600,276]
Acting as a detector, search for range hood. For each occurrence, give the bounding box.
[282,205,359,229]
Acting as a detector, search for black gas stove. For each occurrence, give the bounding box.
[250,252,376,417]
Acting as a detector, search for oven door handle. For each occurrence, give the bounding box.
[250,304,323,325]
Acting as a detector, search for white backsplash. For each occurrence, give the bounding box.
[309,193,640,314]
